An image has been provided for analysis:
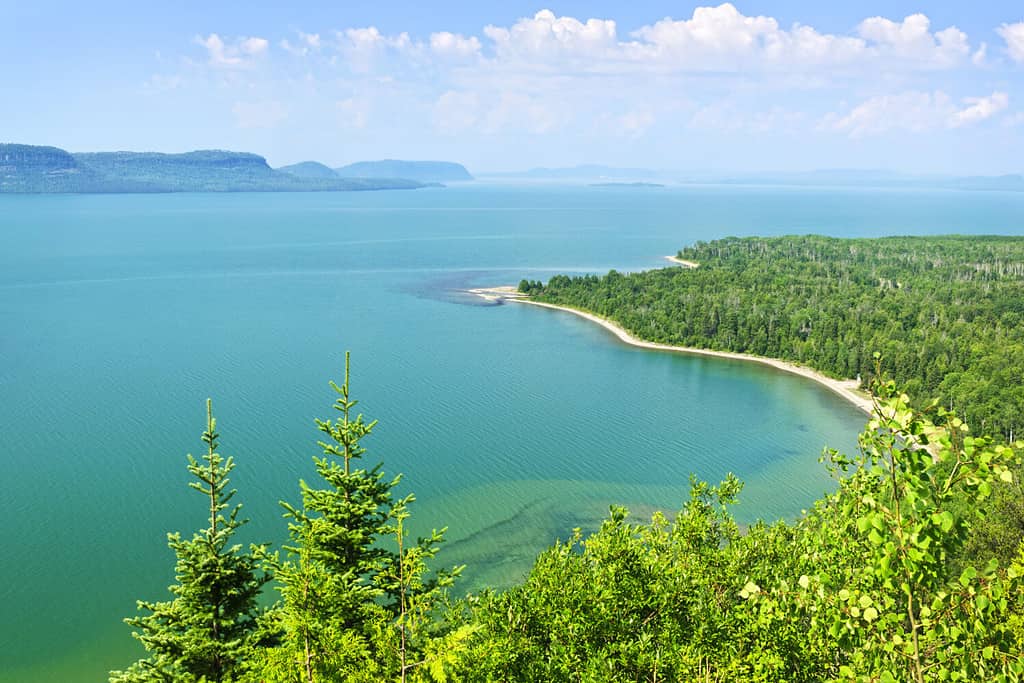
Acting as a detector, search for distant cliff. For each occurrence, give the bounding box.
[335,160,473,182]
[0,144,151,192]
[0,145,430,193]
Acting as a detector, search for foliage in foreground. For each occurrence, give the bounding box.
[111,400,271,683]
[448,381,1024,682]
[116,363,1024,682]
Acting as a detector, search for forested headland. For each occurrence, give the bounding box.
[520,235,1024,440]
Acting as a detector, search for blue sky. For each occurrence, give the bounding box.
[3,1,1023,173]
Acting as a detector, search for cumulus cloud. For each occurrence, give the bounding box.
[856,14,968,67]
[628,4,865,70]
[196,33,268,68]
[192,6,982,81]
[232,100,288,128]
[826,90,1009,137]
[336,27,415,72]
[178,6,1005,142]
[484,10,617,62]
[472,5,972,73]
[430,32,481,59]
[998,22,1024,63]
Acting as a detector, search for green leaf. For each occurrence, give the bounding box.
[959,566,977,587]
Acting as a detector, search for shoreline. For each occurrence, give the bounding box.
[469,287,873,415]
[664,255,700,268]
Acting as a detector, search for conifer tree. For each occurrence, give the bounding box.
[111,399,270,683]
[260,353,460,682]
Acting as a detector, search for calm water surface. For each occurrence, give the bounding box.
[2,184,1022,681]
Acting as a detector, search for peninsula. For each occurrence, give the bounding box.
[504,235,1024,440]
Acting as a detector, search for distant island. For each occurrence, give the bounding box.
[333,159,473,183]
[589,181,665,188]
[0,145,446,194]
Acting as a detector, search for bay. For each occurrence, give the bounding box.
[2,183,1021,681]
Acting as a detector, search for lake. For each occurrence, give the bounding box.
[2,183,1022,681]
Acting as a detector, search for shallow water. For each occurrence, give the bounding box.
[2,183,1022,681]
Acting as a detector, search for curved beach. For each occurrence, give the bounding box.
[471,287,873,415]
[664,255,700,268]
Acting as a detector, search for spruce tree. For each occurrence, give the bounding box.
[111,399,270,683]
[260,353,460,682]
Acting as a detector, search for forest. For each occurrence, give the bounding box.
[520,235,1024,440]
[112,236,1024,681]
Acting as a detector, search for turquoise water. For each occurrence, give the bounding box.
[2,184,1022,681]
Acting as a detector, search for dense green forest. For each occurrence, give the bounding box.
[114,353,1024,682]
[520,235,1024,440]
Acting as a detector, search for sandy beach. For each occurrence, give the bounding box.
[664,255,700,268]
[470,287,874,415]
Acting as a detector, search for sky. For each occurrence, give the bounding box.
[2,1,1023,174]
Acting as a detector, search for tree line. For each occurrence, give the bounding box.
[520,235,1024,441]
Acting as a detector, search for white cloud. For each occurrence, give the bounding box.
[484,10,617,62]
[628,4,865,70]
[232,100,288,128]
[857,14,968,67]
[175,6,1003,144]
[950,92,1009,127]
[336,27,415,72]
[281,31,321,56]
[998,22,1024,63]
[430,32,481,59]
[826,91,952,137]
[196,33,268,68]
[471,5,972,74]
[826,90,1009,137]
